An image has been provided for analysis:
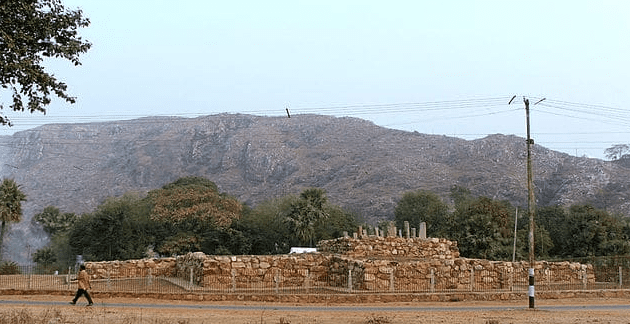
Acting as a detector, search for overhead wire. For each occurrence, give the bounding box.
[1,96,629,158]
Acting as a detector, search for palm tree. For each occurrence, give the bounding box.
[0,179,27,260]
[287,188,329,247]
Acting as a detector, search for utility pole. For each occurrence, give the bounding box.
[525,97,536,309]
[510,95,543,309]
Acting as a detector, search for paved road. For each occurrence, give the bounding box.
[2,299,628,313]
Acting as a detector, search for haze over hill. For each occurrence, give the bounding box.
[2,114,630,263]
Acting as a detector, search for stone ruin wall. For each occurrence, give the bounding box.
[87,257,176,279]
[317,236,459,259]
[85,236,594,291]
[175,252,340,289]
[356,257,594,291]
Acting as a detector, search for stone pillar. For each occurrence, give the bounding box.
[375,227,380,237]
[419,222,427,239]
[411,228,417,238]
[404,221,410,239]
[343,231,349,238]
[358,226,363,238]
[387,222,396,237]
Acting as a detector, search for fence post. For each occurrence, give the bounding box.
[305,269,310,293]
[546,269,551,289]
[231,269,236,293]
[274,269,280,294]
[619,266,623,289]
[148,268,153,286]
[189,267,194,288]
[348,269,353,292]
[67,267,71,290]
[389,268,395,292]
[107,268,111,291]
[582,267,587,290]
[470,268,475,292]
[430,269,435,293]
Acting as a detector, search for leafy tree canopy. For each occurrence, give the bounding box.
[450,196,516,260]
[286,188,330,247]
[32,206,77,236]
[604,144,630,161]
[237,196,298,254]
[148,176,242,227]
[536,205,568,257]
[0,178,26,259]
[450,185,473,207]
[561,204,630,258]
[0,178,26,223]
[241,187,357,252]
[0,0,91,125]
[394,189,450,237]
[69,193,154,261]
[32,246,57,272]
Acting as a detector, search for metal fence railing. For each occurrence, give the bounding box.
[3,259,630,295]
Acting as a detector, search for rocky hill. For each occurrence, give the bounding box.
[2,114,630,262]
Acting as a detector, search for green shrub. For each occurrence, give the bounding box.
[0,261,21,275]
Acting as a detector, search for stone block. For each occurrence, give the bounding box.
[232,262,246,268]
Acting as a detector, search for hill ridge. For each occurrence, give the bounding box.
[1,113,629,262]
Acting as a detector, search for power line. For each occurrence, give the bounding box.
[1,96,629,158]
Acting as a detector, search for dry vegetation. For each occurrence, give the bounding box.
[1,295,630,324]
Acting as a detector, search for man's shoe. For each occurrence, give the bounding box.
[87,303,93,307]
[69,301,76,305]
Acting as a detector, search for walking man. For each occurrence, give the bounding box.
[70,264,93,306]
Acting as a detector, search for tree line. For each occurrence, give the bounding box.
[28,177,357,272]
[394,186,630,261]
[3,176,629,273]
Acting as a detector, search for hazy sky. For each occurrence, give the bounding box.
[2,0,629,159]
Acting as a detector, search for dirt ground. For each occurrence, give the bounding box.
[1,294,630,324]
